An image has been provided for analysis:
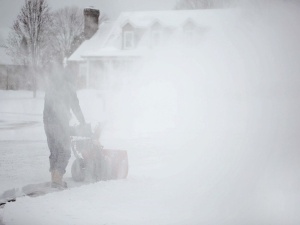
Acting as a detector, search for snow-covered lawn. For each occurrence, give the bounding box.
[1,2,300,225]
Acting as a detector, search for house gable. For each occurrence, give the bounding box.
[182,19,198,44]
[149,21,164,47]
[122,22,135,49]
[182,19,196,31]
[121,22,147,50]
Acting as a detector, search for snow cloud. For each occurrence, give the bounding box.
[101,1,300,223]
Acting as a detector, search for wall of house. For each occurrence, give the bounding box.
[85,58,139,90]
[0,65,30,90]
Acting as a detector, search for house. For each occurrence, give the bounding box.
[68,9,237,89]
[0,41,29,90]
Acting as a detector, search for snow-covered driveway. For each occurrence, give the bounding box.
[0,90,300,225]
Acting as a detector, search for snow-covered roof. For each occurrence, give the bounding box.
[68,9,239,61]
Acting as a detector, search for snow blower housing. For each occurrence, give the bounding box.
[70,124,128,182]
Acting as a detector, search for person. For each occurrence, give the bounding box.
[43,64,85,189]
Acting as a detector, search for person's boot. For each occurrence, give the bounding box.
[51,170,67,189]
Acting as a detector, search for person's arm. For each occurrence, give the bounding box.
[69,85,85,125]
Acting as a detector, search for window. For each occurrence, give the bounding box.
[123,31,135,49]
[151,30,162,47]
[184,29,195,43]
[79,63,87,78]
[150,21,163,47]
[183,20,196,44]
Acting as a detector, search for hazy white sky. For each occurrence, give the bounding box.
[0,0,177,37]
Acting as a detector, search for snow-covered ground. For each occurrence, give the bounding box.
[2,2,300,225]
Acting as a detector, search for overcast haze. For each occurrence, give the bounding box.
[0,0,177,38]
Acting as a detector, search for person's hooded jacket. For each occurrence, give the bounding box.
[43,67,85,129]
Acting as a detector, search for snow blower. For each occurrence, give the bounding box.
[70,123,128,182]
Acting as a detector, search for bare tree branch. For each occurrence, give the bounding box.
[6,0,51,97]
[49,6,84,64]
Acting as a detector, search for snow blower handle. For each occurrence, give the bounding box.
[70,123,92,137]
